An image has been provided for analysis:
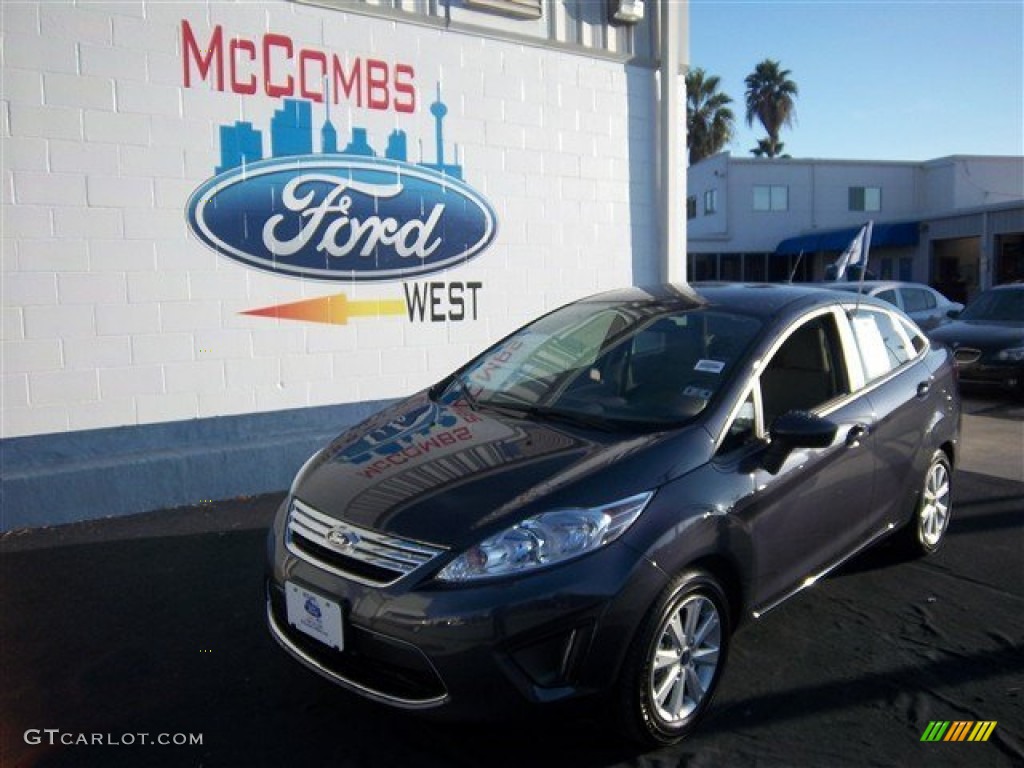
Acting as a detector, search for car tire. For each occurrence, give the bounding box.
[900,450,953,557]
[614,569,731,747]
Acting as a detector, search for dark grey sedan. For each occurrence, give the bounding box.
[928,283,1024,398]
[266,283,960,746]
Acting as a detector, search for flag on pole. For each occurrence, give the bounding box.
[832,221,873,280]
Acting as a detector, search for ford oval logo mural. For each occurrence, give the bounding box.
[186,95,497,282]
[187,157,496,282]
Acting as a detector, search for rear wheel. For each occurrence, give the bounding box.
[902,451,953,556]
[615,570,730,747]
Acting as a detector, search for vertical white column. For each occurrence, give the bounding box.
[659,0,687,283]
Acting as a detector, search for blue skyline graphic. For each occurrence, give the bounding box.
[216,84,463,180]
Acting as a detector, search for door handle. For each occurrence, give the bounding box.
[916,380,931,398]
[845,424,868,448]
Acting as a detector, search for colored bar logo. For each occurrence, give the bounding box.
[920,721,997,742]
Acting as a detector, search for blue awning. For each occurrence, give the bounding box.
[774,221,920,255]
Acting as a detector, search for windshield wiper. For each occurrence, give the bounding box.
[454,395,615,432]
[523,405,617,433]
[447,374,478,411]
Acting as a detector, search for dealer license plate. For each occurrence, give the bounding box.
[285,582,344,651]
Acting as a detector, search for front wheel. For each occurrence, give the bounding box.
[901,451,953,557]
[614,570,731,747]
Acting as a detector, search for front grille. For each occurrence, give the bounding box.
[954,347,982,366]
[286,498,445,586]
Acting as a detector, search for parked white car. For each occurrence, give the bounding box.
[826,281,964,331]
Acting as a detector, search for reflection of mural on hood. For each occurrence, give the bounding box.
[346,418,583,526]
[331,396,458,467]
[186,87,497,282]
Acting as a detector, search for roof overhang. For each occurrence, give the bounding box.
[775,221,920,255]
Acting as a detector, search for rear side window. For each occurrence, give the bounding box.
[848,309,918,382]
[901,288,936,312]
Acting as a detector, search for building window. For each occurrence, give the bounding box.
[745,253,767,282]
[721,253,742,280]
[703,189,717,215]
[753,185,788,211]
[849,186,881,212]
[294,0,650,59]
[465,0,543,18]
[686,195,697,220]
[689,253,717,281]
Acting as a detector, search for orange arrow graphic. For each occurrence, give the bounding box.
[241,293,406,325]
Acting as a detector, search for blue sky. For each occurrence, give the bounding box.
[688,0,1024,162]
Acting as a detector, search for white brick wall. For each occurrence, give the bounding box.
[0,0,662,439]
[64,336,131,370]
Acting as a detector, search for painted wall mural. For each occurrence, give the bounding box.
[181,21,497,326]
[2,2,647,442]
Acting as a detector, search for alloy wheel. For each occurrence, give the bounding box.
[919,458,951,548]
[648,594,722,724]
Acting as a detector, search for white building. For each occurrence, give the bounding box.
[687,153,1024,301]
[1,0,686,529]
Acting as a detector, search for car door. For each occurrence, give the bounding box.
[722,309,881,615]
[846,306,937,526]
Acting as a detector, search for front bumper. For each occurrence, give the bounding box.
[266,585,447,708]
[265,499,667,720]
[955,357,1024,390]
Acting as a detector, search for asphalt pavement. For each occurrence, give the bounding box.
[1,396,1021,768]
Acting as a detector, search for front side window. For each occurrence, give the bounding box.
[753,185,788,211]
[877,289,898,306]
[718,390,757,455]
[759,314,849,428]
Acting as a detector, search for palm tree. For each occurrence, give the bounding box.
[744,59,798,158]
[685,68,735,166]
[750,138,789,158]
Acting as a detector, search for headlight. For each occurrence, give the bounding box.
[996,346,1024,362]
[437,491,653,582]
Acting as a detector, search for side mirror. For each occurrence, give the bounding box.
[762,410,838,474]
[771,410,838,448]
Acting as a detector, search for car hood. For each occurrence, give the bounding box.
[290,391,712,549]
[929,321,1024,351]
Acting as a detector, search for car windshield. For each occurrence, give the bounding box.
[960,289,1024,323]
[439,300,763,429]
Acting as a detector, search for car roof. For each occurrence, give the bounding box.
[826,280,920,291]
[580,281,884,319]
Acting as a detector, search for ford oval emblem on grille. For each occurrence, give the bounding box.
[326,526,360,552]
